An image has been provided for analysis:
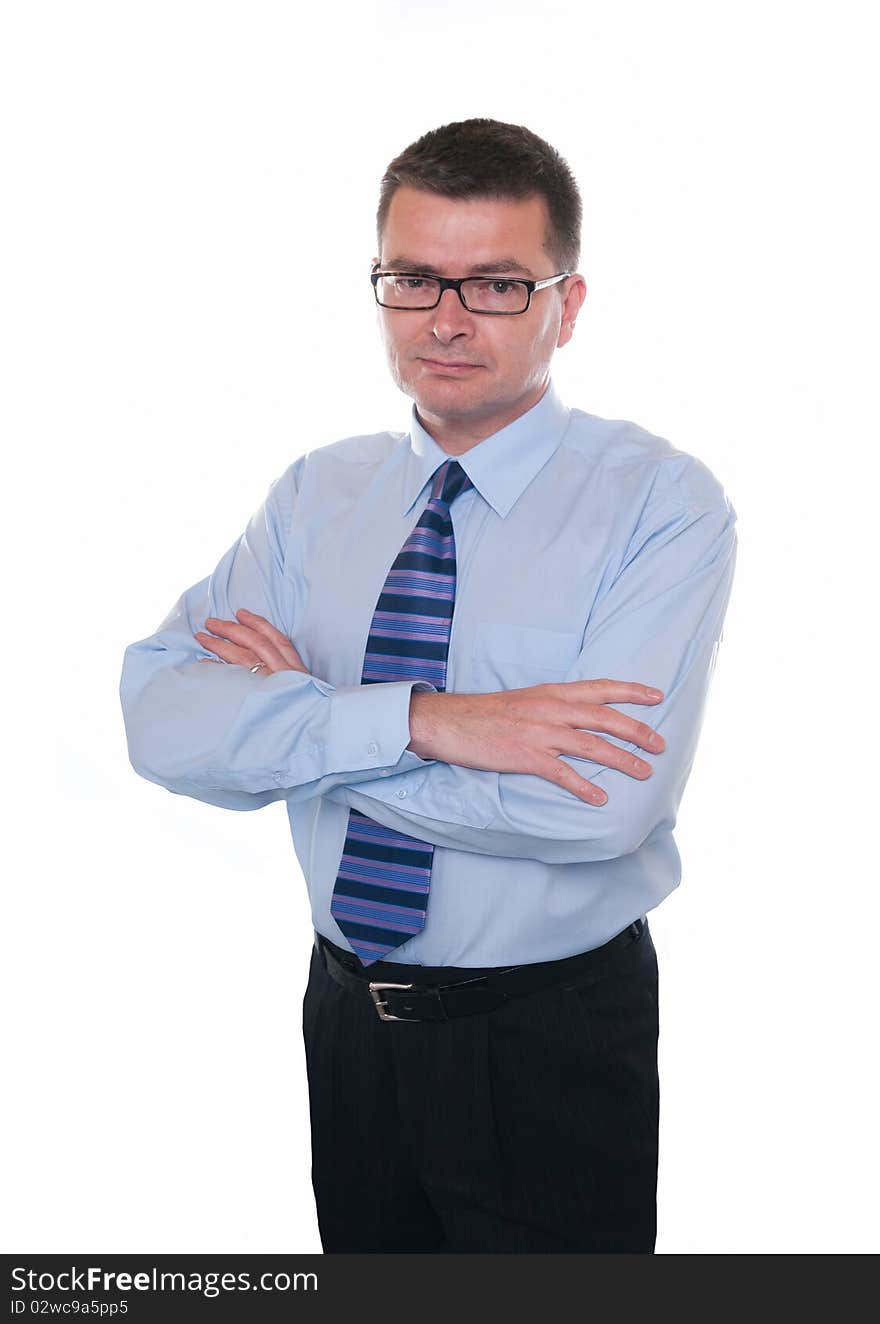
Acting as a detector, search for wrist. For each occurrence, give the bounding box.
[407,689,444,759]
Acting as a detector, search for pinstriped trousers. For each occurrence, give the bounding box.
[301,920,660,1253]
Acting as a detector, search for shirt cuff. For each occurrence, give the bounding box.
[309,676,438,778]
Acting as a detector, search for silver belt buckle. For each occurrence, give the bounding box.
[368,980,415,1021]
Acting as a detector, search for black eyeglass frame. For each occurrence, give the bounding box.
[370,266,571,315]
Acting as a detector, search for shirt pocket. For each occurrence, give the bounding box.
[471,621,583,690]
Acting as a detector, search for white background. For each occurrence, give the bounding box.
[5,0,878,1253]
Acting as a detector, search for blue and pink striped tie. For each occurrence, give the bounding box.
[329,458,473,967]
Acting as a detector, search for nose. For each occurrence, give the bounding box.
[431,285,476,345]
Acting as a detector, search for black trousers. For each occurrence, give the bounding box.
[301,920,659,1253]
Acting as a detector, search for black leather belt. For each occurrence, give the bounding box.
[315,918,646,1022]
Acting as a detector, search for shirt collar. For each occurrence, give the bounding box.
[401,377,571,519]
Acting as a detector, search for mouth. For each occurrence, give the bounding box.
[417,358,483,375]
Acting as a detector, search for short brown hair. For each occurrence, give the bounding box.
[377,118,582,272]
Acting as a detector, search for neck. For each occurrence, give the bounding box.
[415,378,550,455]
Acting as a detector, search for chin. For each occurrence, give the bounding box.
[410,368,488,400]
[416,385,486,417]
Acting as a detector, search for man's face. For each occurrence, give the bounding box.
[374,186,586,448]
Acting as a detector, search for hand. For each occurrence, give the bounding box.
[194,609,309,675]
[407,680,667,805]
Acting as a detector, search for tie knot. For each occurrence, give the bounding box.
[433,459,473,507]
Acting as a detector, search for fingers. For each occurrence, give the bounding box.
[194,631,262,668]
[533,754,608,805]
[546,681,666,753]
[571,711,665,755]
[563,679,664,706]
[197,618,288,672]
[596,679,664,703]
[195,610,310,676]
[555,730,657,779]
[235,609,307,670]
[522,679,669,800]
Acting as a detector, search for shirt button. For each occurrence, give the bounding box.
[367,740,379,755]
[273,772,283,784]
[397,789,407,798]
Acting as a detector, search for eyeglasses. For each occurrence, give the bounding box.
[371,267,571,316]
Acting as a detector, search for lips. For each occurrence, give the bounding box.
[418,357,482,370]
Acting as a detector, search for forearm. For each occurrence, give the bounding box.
[327,512,737,861]
[120,629,436,811]
[328,650,710,863]
[120,456,441,812]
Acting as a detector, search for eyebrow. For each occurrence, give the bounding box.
[381,256,537,278]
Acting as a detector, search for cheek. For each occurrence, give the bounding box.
[524,316,558,362]
[379,327,405,369]
[496,326,548,372]
[382,319,418,360]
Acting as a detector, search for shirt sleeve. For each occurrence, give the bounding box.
[119,457,435,812]
[324,490,738,863]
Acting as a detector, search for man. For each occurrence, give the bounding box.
[120,118,737,1253]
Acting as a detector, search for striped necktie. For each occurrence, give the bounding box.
[329,457,473,967]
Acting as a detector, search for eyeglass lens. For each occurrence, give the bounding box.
[376,275,530,314]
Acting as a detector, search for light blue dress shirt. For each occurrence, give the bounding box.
[120,379,737,966]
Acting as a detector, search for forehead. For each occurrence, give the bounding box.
[381,186,551,270]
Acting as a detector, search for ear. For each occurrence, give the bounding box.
[557,274,587,349]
